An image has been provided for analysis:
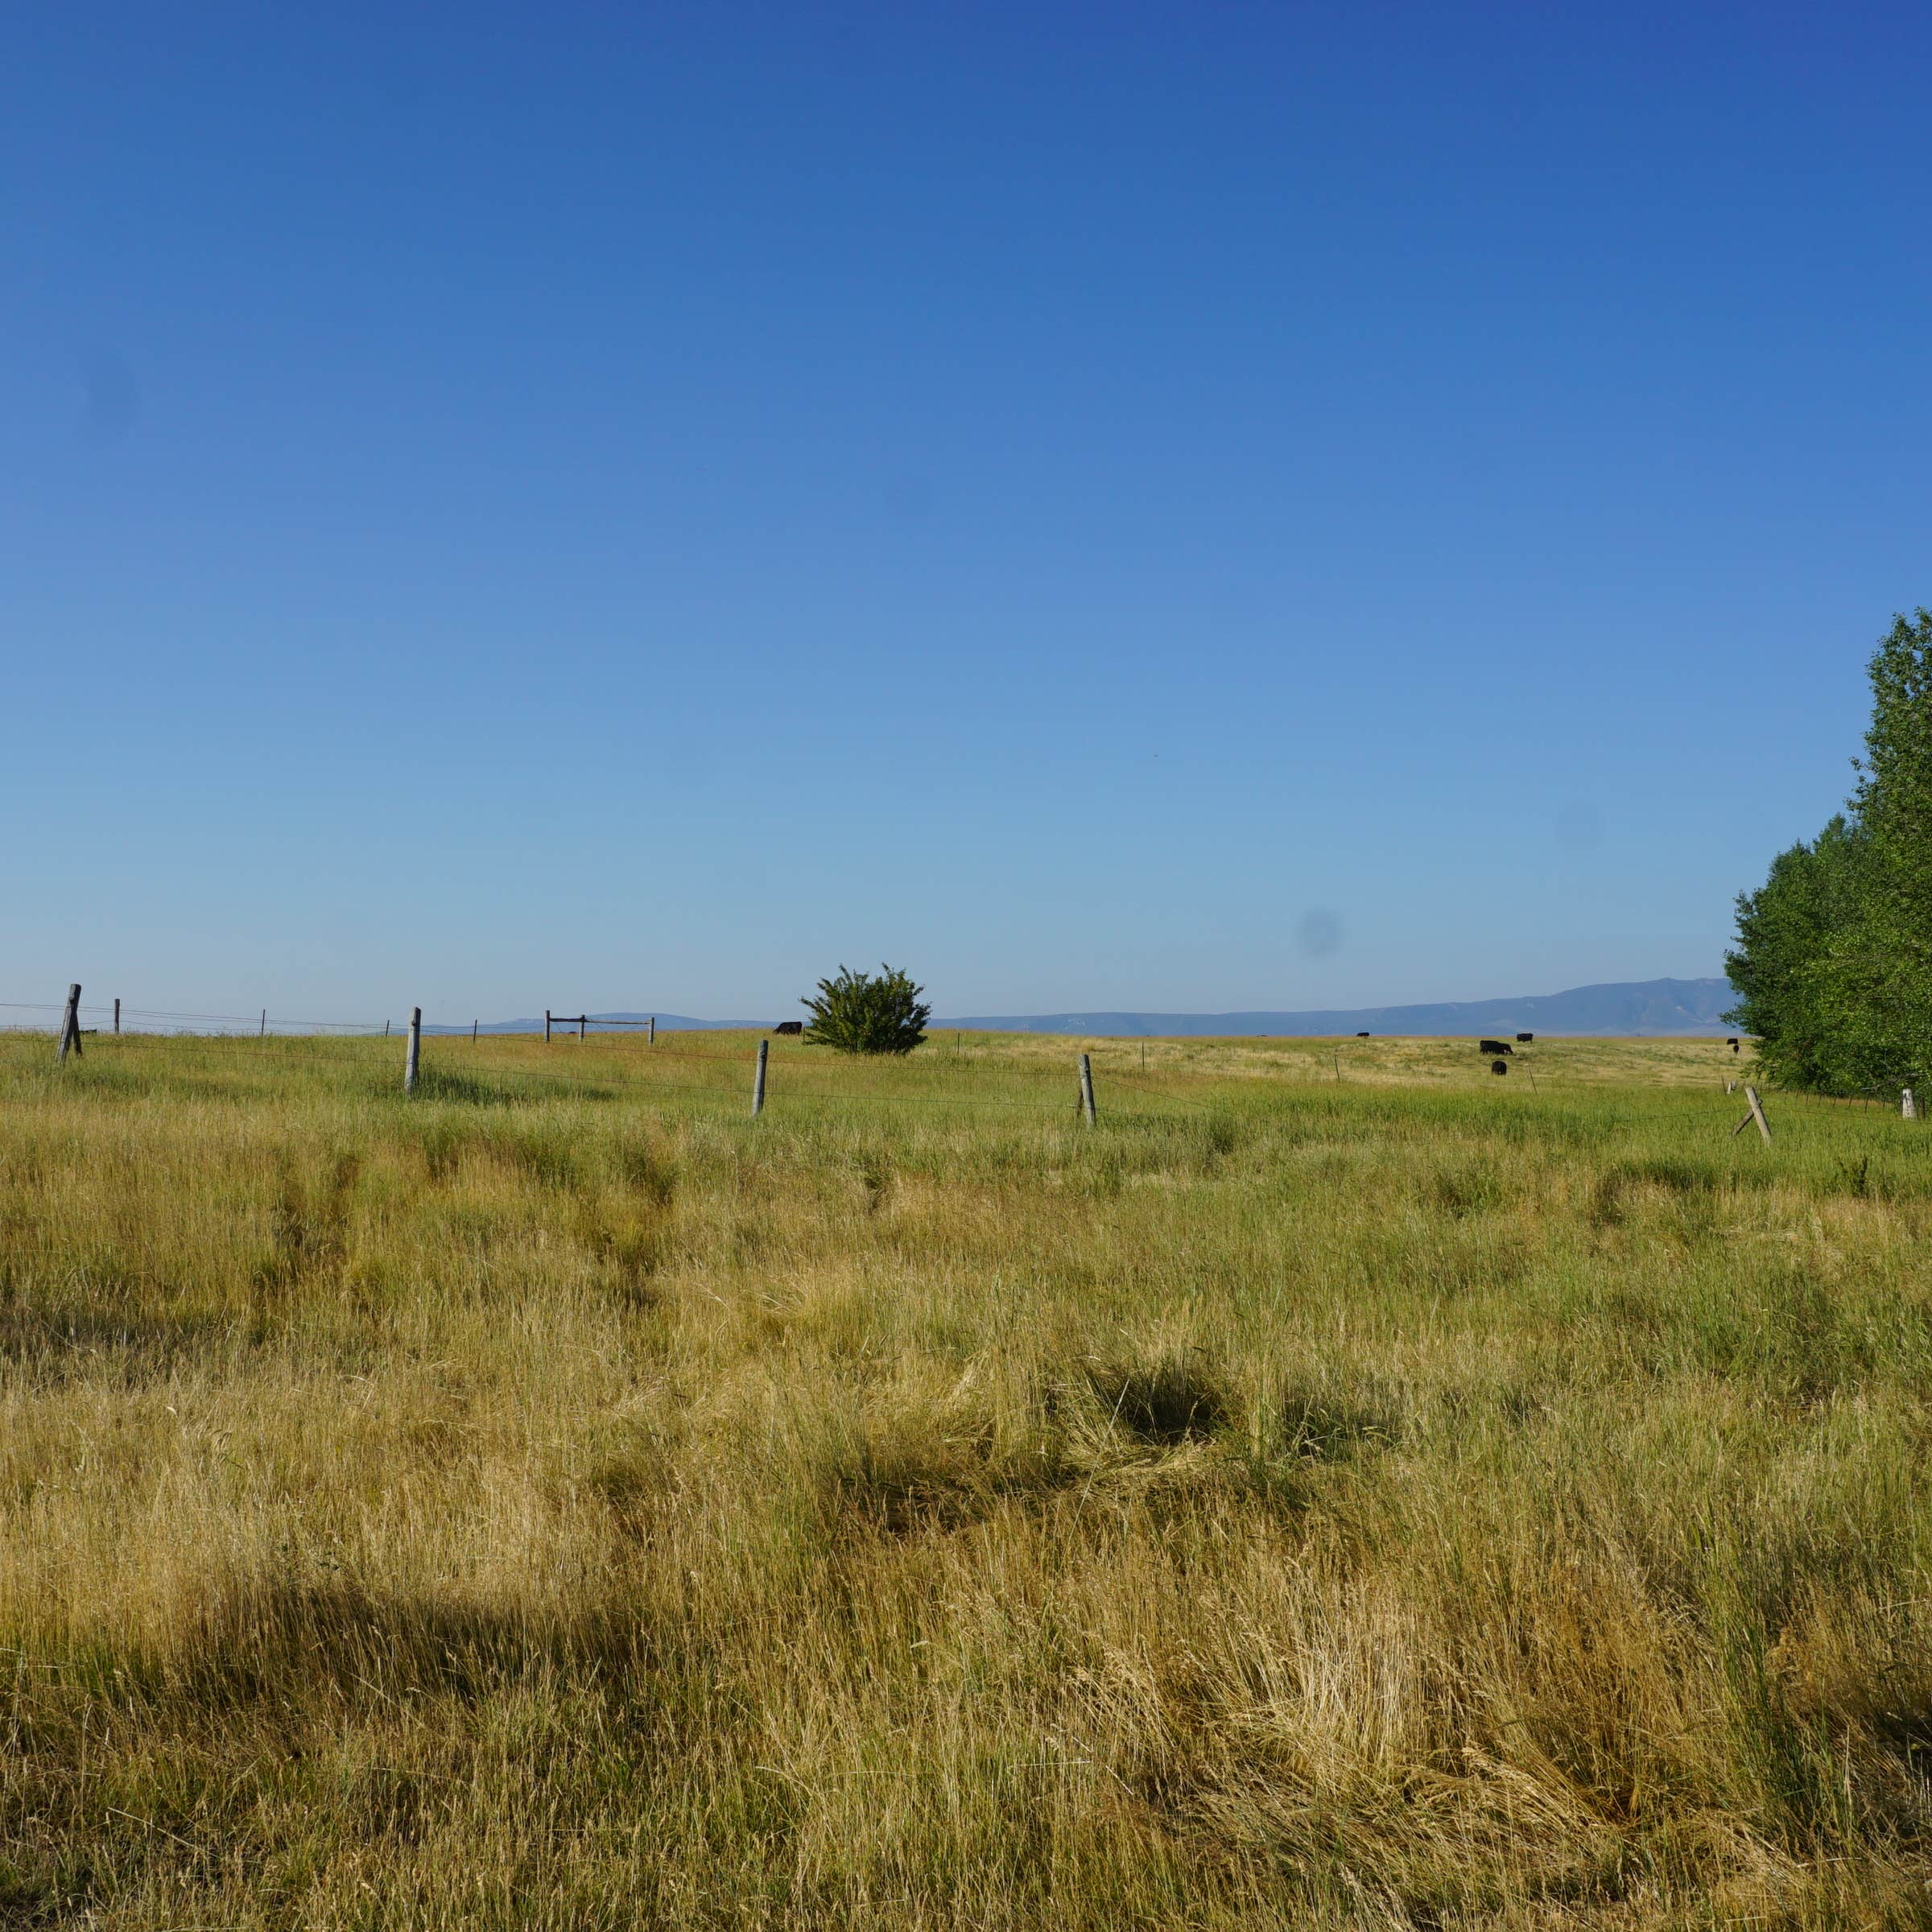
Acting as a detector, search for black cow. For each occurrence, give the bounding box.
[1516,1032,1534,1044]
[774,1020,803,1036]
[1478,1039,1513,1055]
[1355,1030,1370,1038]
[1727,1038,1740,1052]
[1491,1059,1509,1075]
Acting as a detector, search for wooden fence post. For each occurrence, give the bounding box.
[405,1006,422,1094]
[545,1010,552,1044]
[1078,1052,1096,1125]
[114,997,121,1035]
[1905,1088,1917,1121]
[752,1038,769,1117]
[579,1014,587,1042]
[1731,1085,1773,1145]
[472,1018,478,1043]
[259,1009,266,1038]
[649,1017,655,1046]
[56,984,82,1063]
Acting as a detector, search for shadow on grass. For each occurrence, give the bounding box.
[410,1067,625,1107]
[166,1577,663,1715]
[1278,1388,1399,1460]
[1087,1356,1228,1447]
[0,1290,236,1389]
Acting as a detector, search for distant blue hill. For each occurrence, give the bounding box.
[429,978,1736,1038]
[935,977,1736,1038]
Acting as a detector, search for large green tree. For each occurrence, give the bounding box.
[1847,609,1932,1072]
[1727,609,1932,1092]
[1724,815,1867,1090]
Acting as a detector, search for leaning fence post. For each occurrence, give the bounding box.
[1731,1084,1772,1145]
[56,983,82,1063]
[1078,1051,1096,1125]
[752,1038,769,1117]
[405,1006,422,1094]
[472,1018,478,1043]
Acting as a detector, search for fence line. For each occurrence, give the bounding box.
[2,995,1152,1122]
[1,1000,397,1036]
[13,988,1926,1130]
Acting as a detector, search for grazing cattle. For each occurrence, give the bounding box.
[1727,1038,1740,1052]
[1516,1032,1534,1044]
[1478,1039,1513,1055]
[1355,1030,1370,1038]
[1491,1059,1509,1075]
[774,1020,803,1036]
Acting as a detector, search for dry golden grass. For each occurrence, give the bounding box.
[2,1026,1930,1927]
[959,1029,1759,1089]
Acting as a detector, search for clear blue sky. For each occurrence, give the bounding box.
[6,3,1927,1022]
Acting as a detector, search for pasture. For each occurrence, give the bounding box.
[2,1027,1929,1927]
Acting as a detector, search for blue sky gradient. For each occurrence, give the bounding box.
[6,4,1927,1020]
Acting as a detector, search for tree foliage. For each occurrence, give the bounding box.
[801,964,931,1055]
[1726,609,1932,1092]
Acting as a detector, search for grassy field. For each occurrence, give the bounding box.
[2,1026,1930,1928]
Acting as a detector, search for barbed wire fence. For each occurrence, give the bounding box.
[1,997,399,1037]
[7,985,1922,1130]
[2,987,1230,1125]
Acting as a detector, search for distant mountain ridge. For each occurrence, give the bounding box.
[432,979,1735,1038]
[937,978,1735,1038]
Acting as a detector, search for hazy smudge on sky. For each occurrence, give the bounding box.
[1296,909,1343,958]
[1555,802,1604,856]
[885,473,937,525]
[76,346,138,444]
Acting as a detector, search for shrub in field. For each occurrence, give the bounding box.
[801,964,931,1055]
